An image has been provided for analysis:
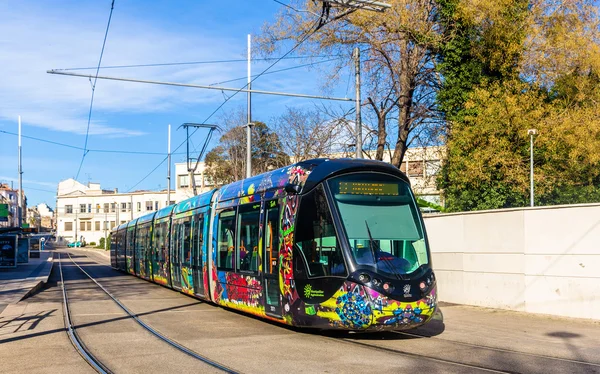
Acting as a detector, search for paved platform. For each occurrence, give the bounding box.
[0,249,54,314]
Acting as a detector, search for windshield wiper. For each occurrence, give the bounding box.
[365,221,404,280]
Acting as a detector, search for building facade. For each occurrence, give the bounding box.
[173,161,214,202]
[0,183,27,228]
[55,179,169,245]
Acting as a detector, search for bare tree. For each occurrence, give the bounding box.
[257,0,442,167]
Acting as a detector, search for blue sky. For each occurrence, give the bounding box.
[0,0,355,208]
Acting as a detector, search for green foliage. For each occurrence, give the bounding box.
[89,241,96,246]
[416,197,447,213]
[205,121,289,185]
[97,235,111,250]
[437,0,600,211]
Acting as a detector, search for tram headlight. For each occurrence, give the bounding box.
[383,282,394,293]
[419,281,427,291]
[358,273,371,283]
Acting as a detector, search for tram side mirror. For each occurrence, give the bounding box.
[285,183,302,195]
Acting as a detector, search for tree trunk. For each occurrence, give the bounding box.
[392,68,415,168]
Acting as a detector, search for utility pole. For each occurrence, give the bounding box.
[180,123,219,196]
[246,34,253,179]
[167,124,171,206]
[528,129,538,207]
[18,116,23,227]
[354,47,362,159]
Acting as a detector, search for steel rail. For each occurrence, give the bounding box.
[59,252,112,374]
[334,336,514,374]
[393,330,600,368]
[65,252,238,373]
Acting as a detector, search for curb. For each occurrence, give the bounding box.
[20,253,55,301]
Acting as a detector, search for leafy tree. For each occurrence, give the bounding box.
[204,109,289,185]
[438,0,600,211]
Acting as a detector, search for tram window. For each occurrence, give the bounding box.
[294,185,347,278]
[192,214,204,265]
[327,173,429,275]
[176,218,192,268]
[237,203,260,273]
[265,200,280,275]
[217,210,235,270]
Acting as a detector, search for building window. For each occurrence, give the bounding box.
[66,205,73,214]
[121,202,127,212]
[425,160,441,177]
[407,161,424,177]
[146,201,153,211]
[110,221,116,229]
[127,202,131,212]
[88,204,92,213]
[155,201,159,211]
[111,203,116,213]
[178,175,189,188]
[104,203,109,213]
[95,221,100,231]
[65,222,73,231]
[80,221,86,231]
[86,221,91,231]
[80,204,86,214]
[137,202,141,212]
[96,204,101,213]
[120,220,126,225]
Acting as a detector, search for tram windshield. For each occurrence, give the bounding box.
[327,173,430,276]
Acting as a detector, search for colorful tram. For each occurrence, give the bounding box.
[110,158,438,330]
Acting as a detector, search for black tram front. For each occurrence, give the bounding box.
[290,164,437,330]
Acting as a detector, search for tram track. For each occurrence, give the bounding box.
[334,336,517,374]
[393,330,600,369]
[58,251,239,374]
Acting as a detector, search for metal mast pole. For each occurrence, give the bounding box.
[354,48,362,158]
[246,34,252,178]
[18,116,23,227]
[167,124,171,205]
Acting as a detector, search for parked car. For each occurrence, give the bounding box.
[67,241,85,248]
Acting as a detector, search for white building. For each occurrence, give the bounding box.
[0,183,27,228]
[173,161,215,202]
[55,179,169,245]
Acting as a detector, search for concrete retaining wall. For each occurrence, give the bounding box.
[423,203,600,320]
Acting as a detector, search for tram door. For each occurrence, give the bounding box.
[172,217,194,293]
[263,200,282,317]
[192,213,205,297]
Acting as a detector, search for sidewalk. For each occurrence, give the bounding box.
[0,250,54,312]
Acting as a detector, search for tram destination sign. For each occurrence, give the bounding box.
[338,181,399,196]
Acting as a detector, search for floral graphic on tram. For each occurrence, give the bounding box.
[334,284,372,329]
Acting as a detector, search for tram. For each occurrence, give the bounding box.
[110,158,437,331]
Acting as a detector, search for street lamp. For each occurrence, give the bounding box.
[527,129,538,207]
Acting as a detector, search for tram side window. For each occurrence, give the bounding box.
[173,218,192,268]
[265,200,280,275]
[237,203,260,273]
[294,185,347,278]
[217,210,235,270]
[192,214,204,266]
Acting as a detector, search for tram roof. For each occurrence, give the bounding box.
[172,189,216,214]
[216,158,407,202]
[137,211,156,225]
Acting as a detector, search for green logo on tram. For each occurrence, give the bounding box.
[303,284,324,298]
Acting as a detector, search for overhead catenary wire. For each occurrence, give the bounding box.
[208,56,342,86]
[75,0,115,181]
[0,130,184,155]
[128,18,326,192]
[54,55,342,71]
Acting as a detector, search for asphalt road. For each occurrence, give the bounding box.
[1,247,599,373]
